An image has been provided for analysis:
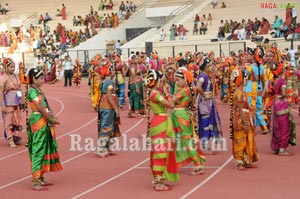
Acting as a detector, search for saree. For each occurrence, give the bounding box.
[27,87,62,179]
[232,88,259,164]
[149,91,179,182]
[172,87,205,168]
[98,78,121,152]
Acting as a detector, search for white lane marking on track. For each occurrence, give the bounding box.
[0,117,97,161]
[179,156,233,199]
[0,152,89,190]
[72,158,149,199]
[134,166,220,169]
[0,96,65,140]
[0,95,95,160]
[0,117,144,189]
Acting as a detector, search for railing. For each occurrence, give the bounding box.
[0,11,38,29]
[65,41,247,65]
[21,12,38,28]
[168,0,194,20]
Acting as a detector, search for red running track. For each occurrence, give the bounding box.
[0,80,300,199]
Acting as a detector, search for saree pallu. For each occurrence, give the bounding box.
[197,97,222,140]
[150,115,179,182]
[27,116,62,179]
[117,83,126,105]
[232,89,259,164]
[172,109,206,168]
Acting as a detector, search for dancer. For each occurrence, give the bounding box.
[231,68,259,170]
[0,58,25,147]
[267,63,296,155]
[196,57,222,154]
[27,68,62,190]
[144,69,179,191]
[96,61,121,157]
[172,68,206,175]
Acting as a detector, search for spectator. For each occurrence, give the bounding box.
[237,25,246,40]
[211,0,218,9]
[159,29,166,41]
[217,27,225,41]
[56,9,61,17]
[61,4,66,20]
[292,6,298,25]
[220,2,226,8]
[170,24,175,40]
[194,14,200,26]
[207,13,212,25]
[272,15,283,30]
[38,15,44,24]
[281,22,289,40]
[99,0,105,11]
[224,20,230,33]
[200,22,208,35]
[1,3,10,15]
[193,24,199,35]
[119,1,126,12]
[113,39,122,55]
[32,39,38,57]
[129,1,136,12]
[44,12,52,23]
[62,56,73,87]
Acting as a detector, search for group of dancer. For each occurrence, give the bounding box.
[0,42,298,191]
[91,43,298,190]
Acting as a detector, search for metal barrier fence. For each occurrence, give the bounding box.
[65,41,247,65]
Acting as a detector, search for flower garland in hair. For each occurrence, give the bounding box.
[229,69,239,139]
[24,70,29,147]
[146,88,151,139]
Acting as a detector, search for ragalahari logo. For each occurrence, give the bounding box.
[260,2,299,9]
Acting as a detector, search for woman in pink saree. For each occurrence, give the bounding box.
[0,58,25,147]
[267,63,296,156]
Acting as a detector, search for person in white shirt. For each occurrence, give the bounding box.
[211,0,218,9]
[34,55,43,70]
[159,29,166,41]
[62,56,73,87]
[238,27,246,40]
[292,6,298,25]
[32,39,38,57]
[113,40,122,55]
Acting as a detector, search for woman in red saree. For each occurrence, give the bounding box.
[61,4,66,20]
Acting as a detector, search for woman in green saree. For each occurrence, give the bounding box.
[27,68,62,191]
